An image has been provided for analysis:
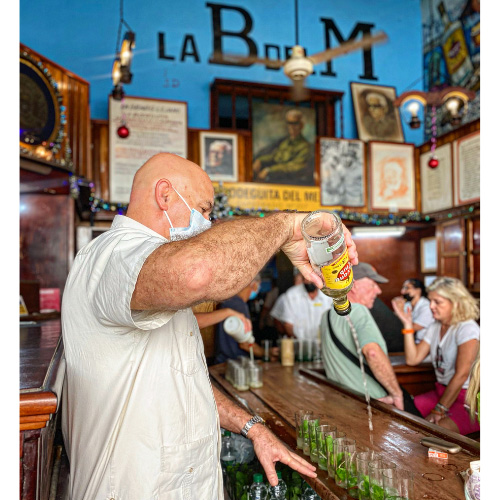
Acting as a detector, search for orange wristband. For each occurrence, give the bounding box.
[401,329,415,334]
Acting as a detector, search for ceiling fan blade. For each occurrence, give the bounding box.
[291,79,310,102]
[211,52,285,68]
[308,31,388,65]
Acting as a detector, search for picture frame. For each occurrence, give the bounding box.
[420,143,453,214]
[351,82,404,143]
[369,141,416,211]
[252,102,316,186]
[200,131,238,182]
[453,131,480,206]
[421,237,437,273]
[319,137,365,207]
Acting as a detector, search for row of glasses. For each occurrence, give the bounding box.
[293,409,414,499]
[294,339,322,362]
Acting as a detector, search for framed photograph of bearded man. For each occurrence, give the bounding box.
[252,102,316,186]
[351,82,404,143]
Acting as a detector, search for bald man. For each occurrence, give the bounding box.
[61,153,358,500]
[252,109,313,185]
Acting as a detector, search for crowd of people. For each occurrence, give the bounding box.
[61,152,480,499]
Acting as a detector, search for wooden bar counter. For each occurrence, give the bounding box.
[209,361,479,500]
[20,319,65,500]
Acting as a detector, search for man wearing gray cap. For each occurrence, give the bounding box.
[320,262,405,410]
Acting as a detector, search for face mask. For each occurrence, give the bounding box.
[403,293,413,302]
[249,290,259,300]
[304,283,317,293]
[164,187,212,241]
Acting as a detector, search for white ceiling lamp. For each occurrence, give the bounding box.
[352,226,406,238]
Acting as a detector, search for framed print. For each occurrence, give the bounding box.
[351,82,404,143]
[200,131,238,182]
[252,102,316,186]
[453,131,480,206]
[420,143,453,214]
[320,138,365,207]
[421,237,437,273]
[369,141,416,211]
[109,95,187,204]
[424,275,437,287]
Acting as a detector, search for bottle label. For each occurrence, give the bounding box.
[321,249,352,290]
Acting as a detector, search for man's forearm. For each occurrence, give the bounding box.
[363,344,402,398]
[132,213,294,310]
[213,386,256,434]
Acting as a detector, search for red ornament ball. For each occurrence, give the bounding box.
[117,125,130,138]
[428,157,439,169]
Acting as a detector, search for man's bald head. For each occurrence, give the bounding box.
[126,153,214,238]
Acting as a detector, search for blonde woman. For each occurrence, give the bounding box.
[465,351,480,422]
[401,277,480,435]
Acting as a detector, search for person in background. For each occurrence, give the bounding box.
[320,263,413,412]
[258,277,280,343]
[465,350,480,424]
[402,277,480,435]
[62,153,358,497]
[214,274,277,363]
[270,276,331,341]
[392,278,434,343]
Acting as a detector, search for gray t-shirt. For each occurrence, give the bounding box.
[421,319,480,388]
[320,303,388,399]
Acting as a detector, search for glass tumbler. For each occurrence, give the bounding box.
[382,468,413,500]
[316,424,334,471]
[302,414,319,456]
[326,430,346,479]
[368,459,397,500]
[294,410,312,450]
[334,437,356,488]
[355,450,381,500]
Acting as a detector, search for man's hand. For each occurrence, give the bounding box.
[391,297,413,327]
[281,213,358,290]
[247,424,316,487]
[377,394,404,411]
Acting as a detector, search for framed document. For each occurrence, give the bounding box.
[420,144,453,213]
[421,237,437,273]
[453,131,480,206]
[320,138,365,207]
[351,82,404,143]
[369,141,416,211]
[200,131,238,182]
[109,96,188,204]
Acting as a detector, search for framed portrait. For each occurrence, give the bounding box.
[351,82,404,143]
[200,131,238,182]
[421,237,437,273]
[369,141,416,211]
[420,143,453,214]
[453,131,480,206]
[320,138,365,207]
[252,102,316,186]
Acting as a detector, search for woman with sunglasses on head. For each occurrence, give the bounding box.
[399,277,480,435]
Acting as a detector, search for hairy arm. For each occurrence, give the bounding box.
[362,342,404,410]
[132,212,358,311]
[213,386,316,486]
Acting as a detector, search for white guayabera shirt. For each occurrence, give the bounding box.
[61,215,223,500]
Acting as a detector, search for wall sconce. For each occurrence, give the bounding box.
[394,87,476,130]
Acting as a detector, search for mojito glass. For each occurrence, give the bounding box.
[382,468,413,500]
[326,430,346,479]
[307,416,321,462]
[294,410,312,450]
[368,459,396,500]
[315,424,334,471]
[334,437,356,488]
[302,414,318,456]
[356,450,381,500]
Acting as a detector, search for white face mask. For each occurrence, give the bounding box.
[164,187,212,241]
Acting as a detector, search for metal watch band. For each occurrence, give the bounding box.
[240,415,264,438]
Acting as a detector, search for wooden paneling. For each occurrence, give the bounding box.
[467,214,480,292]
[437,218,465,281]
[20,43,91,177]
[90,120,110,200]
[20,193,74,292]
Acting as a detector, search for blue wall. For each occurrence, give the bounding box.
[20,0,424,145]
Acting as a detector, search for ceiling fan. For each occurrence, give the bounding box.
[219,1,388,101]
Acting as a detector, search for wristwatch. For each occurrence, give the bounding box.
[240,415,265,438]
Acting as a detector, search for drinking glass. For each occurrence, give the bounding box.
[308,416,322,463]
[326,429,346,479]
[356,450,381,500]
[295,339,304,362]
[233,364,249,391]
[382,468,413,500]
[262,340,271,362]
[334,437,356,488]
[315,424,334,471]
[294,410,312,450]
[302,414,319,456]
[368,459,397,500]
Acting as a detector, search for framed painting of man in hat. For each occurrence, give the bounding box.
[252,102,316,186]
